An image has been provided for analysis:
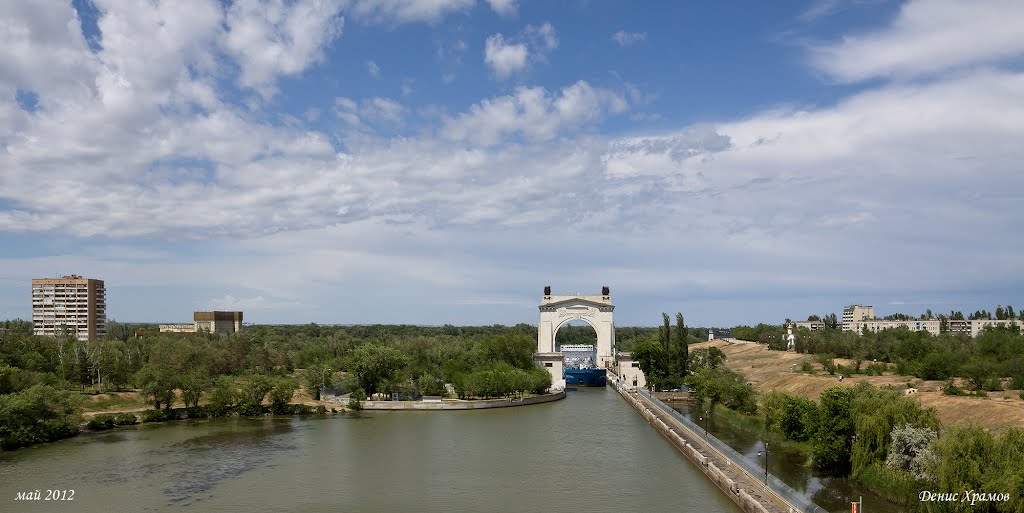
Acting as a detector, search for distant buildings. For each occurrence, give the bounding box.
[795,303,1022,337]
[159,311,243,336]
[841,304,875,331]
[32,275,106,341]
[850,318,941,336]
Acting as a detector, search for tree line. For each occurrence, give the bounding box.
[0,321,551,450]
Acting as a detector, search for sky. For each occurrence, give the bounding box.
[1,0,1022,327]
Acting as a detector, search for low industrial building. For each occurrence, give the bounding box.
[159,311,243,336]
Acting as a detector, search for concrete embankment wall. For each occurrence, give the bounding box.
[613,384,780,513]
[360,391,565,410]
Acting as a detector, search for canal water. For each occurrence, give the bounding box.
[670,403,901,513]
[1,388,741,513]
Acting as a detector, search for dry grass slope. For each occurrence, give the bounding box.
[700,340,1024,430]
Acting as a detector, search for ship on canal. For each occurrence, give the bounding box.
[561,344,607,387]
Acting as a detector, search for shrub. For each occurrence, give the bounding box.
[351,388,367,401]
[112,412,138,426]
[864,362,888,376]
[236,402,265,417]
[800,361,815,373]
[184,406,208,418]
[984,378,1005,392]
[347,400,362,411]
[816,354,837,375]
[942,380,966,396]
[140,409,176,423]
[87,414,116,431]
[315,405,327,414]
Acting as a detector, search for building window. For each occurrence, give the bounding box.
[544,363,553,367]
[632,362,640,367]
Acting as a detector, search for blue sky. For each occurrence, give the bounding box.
[1,0,1022,327]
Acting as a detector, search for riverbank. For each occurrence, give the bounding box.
[359,391,565,410]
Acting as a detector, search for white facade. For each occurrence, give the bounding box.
[795,321,828,331]
[614,352,646,389]
[851,319,941,336]
[535,288,617,386]
[958,319,1023,337]
[842,304,875,331]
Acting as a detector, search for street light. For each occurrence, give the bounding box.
[698,410,709,438]
[757,442,771,487]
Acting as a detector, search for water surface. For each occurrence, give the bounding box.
[2,388,741,512]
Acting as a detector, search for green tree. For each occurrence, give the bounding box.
[661,313,671,356]
[687,366,756,414]
[812,386,855,475]
[349,344,410,397]
[207,376,238,415]
[689,347,726,371]
[674,312,689,381]
[0,385,83,450]
[849,382,940,475]
[239,375,274,407]
[632,338,667,389]
[269,378,298,414]
[135,365,178,410]
[778,394,819,442]
[179,373,210,409]
[961,357,996,391]
[416,373,446,396]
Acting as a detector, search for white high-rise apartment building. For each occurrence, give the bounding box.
[32,275,106,341]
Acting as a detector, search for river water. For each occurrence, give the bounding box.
[1,388,740,513]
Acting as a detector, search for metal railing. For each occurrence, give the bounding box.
[636,389,828,513]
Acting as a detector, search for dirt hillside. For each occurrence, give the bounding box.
[700,340,1024,431]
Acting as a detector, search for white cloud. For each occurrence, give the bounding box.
[487,0,518,17]
[205,294,300,311]
[221,0,345,98]
[441,81,628,146]
[612,30,646,47]
[2,2,1024,325]
[484,33,528,78]
[335,96,405,127]
[367,59,380,78]
[811,0,1024,82]
[526,22,558,51]
[348,0,474,24]
[484,23,558,79]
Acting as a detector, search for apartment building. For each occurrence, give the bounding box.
[794,321,829,331]
[841,304,875,331]
[32,275,106,341]
[850,319,942,336]
[948,319,1024,337]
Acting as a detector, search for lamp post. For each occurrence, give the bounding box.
[757,442,771,487]
[699,410,709,439]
